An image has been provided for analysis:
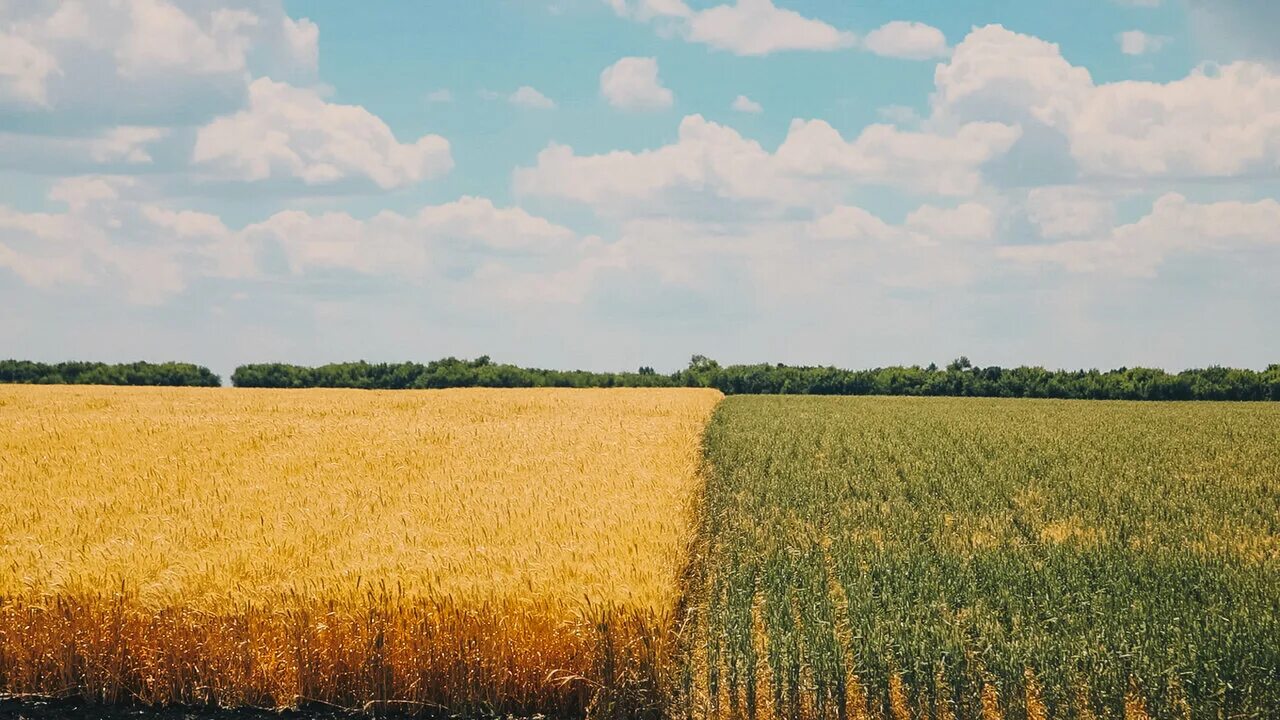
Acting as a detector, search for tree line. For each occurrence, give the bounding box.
[229,356,672,390]
[230,355,1280,401]
[0,360,221,387]
[5,356,1278,400]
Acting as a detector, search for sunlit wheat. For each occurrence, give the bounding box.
[0,385,722,716]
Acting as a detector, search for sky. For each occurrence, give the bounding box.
[2,0,1278,379]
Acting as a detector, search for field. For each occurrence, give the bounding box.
[0,386,722,716]
[684,396,1280,719]
[2,388,1279,719]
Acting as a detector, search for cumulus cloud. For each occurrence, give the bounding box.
[605,0,692,21]
[931,25,1093,130]
[514,114,1019,220]
[0,176,243,303]
[686,0,856,55]
[487,195,1002,319]
[243,197,578,279]
[777,118,1020,196]
[89,127,171,164]
[509,85,556,109]
[515,116,812,215]
[1071,63,1280,177]
[1001,194,1280,276]
[863,21,950,60]
[192,77,453,189]
[1117,30,1167,55]
[0,31,60,107]
[802,202,997,288]
[600,57,674,111]
[0,125,175,172]
[731,94,762,113]
[608,0,855,56]
[0,177,584,305]
[933,24,1280,181]
[281,15,319,70]
[0,0,318,125]
[1025,186,1115,239]
[877,105,922,126]
[809,202,994,245]
[114,3,257,78]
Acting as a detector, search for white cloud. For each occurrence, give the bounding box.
[41,2,92,40]
[606,0,691,21]
[807,204,899,242]
[877,105,922,126]
[426,89,453,103]
[808,202,994,246]
[48,175,131,211]
[904,202,996,242]
[600,57,673,111]
[610,0,855,56]
[1025,186,1115,239]
[0,176,240,303]
[281,15,319,71]
[687,0,856,55]
[931,25,1093,130]
[0,1,326,187]
[89,127,170,164]
[0,31,60,107]
[492,195,1002,315]
[114,2,257,78]
[934,24,1280,181]
[0,177,584,305]
[245,196,577,278]
[514,114,1019,220]
[192,77,453,189]
[863,21,950,60]
[0,210,95,288]
[802,202,996,288]
[1118,30,1167,55]
[509,85,556,109]
[1115,0,1161,6]
[1001,193,1280,276]
[0,1,317,126]
[0,124,180,172]
[515,116,814,215]
[1072,62,1280,178]
[776,118,1020,196]
[731,94,762,113]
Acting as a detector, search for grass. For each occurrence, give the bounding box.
[0,385,722,717]
[682,396,1280,719]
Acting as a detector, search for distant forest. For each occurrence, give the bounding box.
[5,356,1279,400]
[231,355,1280,401]
[0,361,221,387]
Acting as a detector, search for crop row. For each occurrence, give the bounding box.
[682,396,1280,719]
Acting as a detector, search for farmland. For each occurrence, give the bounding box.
[683,396,1280,719]
[0,386,721,716]
[2,387,1279,719]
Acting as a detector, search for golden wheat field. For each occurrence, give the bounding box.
[0,385,722,716]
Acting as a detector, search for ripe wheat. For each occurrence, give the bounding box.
[0,385,722,716]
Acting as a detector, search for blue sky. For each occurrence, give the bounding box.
[2,0,1278,379]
